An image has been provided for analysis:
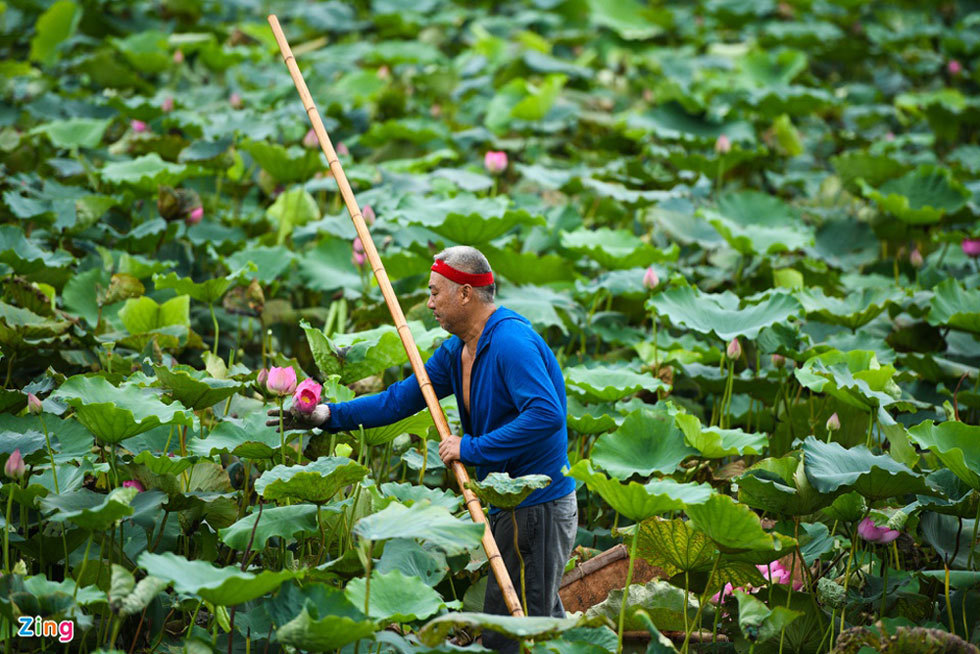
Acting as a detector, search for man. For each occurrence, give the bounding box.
[271,246,576,652]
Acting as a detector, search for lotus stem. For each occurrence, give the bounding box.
[2,488,13,574]
[363,539,373,616]
[968,498,980,570]
[210,302,220,356]
[511,510,528,615]
[3,354,12,389]
[682,553,720,654]
[839,518,863,634]
[72,533,93,602]
[879,548,889,620]
[278,397,286,466]
[945,563,956,635]
[683,570,690,640]
[40,415,59,494]
[617,526,640,653]
[418,437,428,485]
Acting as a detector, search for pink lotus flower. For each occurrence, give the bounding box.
[185,206,204,225]
[336,142,350,156]
[353,237,366,266]
[27,393,42,415]
[771,354,786,369]
[858,517,900,544]
[909,248,923,268]
[484,151,508,175]
[642,267,659,290]
[266,366,297,396]
[292,378,322,415]
[962,238,980,258]
[257,368,269,390]
[826,412,840,432]
[122,480,144,492]
[377,65,391,80]
[230,92,243,109]
[715,134,731,154]
[130,120,148,133]
[161,97,174,113]
[726,338,741,360]
[302,128,319,149]
[948,59,962,76]
[4,449,24,480]
[362,205,376,226]
[173,50,184,64]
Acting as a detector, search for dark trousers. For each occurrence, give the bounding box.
[482,492,578,654]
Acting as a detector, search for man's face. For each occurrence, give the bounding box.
[427,272,464,334]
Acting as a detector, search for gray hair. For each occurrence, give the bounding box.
[434,246,496,303]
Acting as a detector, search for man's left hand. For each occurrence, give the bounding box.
[438,434,462,465]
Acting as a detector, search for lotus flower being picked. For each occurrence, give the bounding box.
[293,378,322,415]
[266,366,297,396]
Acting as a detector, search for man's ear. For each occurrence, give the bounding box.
[459,284,473,304]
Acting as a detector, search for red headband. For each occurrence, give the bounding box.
[431,259,494,287]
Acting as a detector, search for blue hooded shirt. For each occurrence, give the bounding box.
[324,306,574,511]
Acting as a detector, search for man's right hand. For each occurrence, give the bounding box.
[266,404,331,431]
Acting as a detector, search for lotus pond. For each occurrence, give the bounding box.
[1,0,980,653]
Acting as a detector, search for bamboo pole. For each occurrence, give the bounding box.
[267,15,525,618]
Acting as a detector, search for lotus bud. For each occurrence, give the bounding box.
[377,65,391,80]
[27,393,42,415]
[130,120,148,133]
[948,59,962,76]
[256,368,269,390]
[642,266,659,290]
[302,128,319,149]
[266,366,297,396]
[4,449,25,480]
[161,97,174,113]
[826,412,840,432]
[726,337,741,360]
[337,142,350,156]
[230,92,243,109]
[352,237,366,266]
[430,104,442,118]
[771,354,786,369]
[857,516,900,544]
[12,560,27,575]
[962,238,980,258]
[885,131,895,141]
[185,206,204,225]
[817,577,846,609]
[292,378,322,415]
[483,150,508,175]
[122,480,144,492]
[173,49,184,64]
[715,134,731,154]
[362,204,376,226]
[909,248,923,268]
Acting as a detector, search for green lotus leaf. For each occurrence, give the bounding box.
[466,472,551,510]
[0,226,74,275]
[29,0,80,65]
[566,397,620,435]
[430,167,494,192]
[377,539,449,587]
[54,375,194,444]
[31,117,110,149]
[276,604,376,651]
[566,460,712,521]
[736,456,829,516]
[586,0,668,40]
[917,570,980,589]
[391,193,534,245]
[254,457,369,504]
[225,245,295,284]
[831,151,908,188]
[496,285,571,335]
[675,414,766,458]
[627,102,755,145]
[908,420,980,491]
[100,153,192,192]
[483,245,578,285]
[118,294,190,335]
[267,188,321,246]
[152,364,241,410]
[112,30,171,74]
[734,590,802,645]
[565,366,669,403]
[379,482,461,511]
[419,612,600,647]
[685,494,792,554]
[635,517,717,577]
[0,302,71,350]
[138,551,300,605]
[821,491,867,522]
[647,286,803,341]
[241,139,323,184]
[859,165,970,224]
[702,191,812,254]
[346,569,455,622]
[949,144,980,174]
[585,579,702,633]
[927,279,980,334]
[797,287,904,330]
[353,502,484,556]
[326,322,442,385]
[560,228,672,270]
[592,408,695,478]
[580,178,679,206]
[49,486,138,531]
[188,414,281,459]
[151,272,236,305]
[361,410,434,447]
[219,504,321,550]
[794,349,908,412]
[802,437,929,501]
[131,450,194,477]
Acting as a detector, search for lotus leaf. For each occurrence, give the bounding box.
[353,502,484,555]
[153,364,241,410]
[32,117,110,149]
[189,414,281,459]
[241,139,323,184]
[48,486,138,532]
[346,569,455,622]
[0,302,71,350]
[794,349,907,412]
[131,450,194,477]
[379,482,461,511]
[418,612,600,647]
[100,154,193,192]
[586,0,669,40]
[733,589,802,644]
[466,472,551,510]
[360,410,434,447]
[647,286,803,341]
[627,103,755,145]
[802,437,929,501]
[276,603,377,651]
[591,409,695,478]
[138,551,300,605]
[118,295,190,335]
[675,414,766,458]
[254,457,369,504]
[634,517,717,577]
[566,460,712,521]
[685,494,792,554]
[565,366,668,403]
[908,420,980,490]
[377,539,449,587]
[219,504,321,550]
[109,564,168,618]
[927,279,980,334]
[560,228,670,270]
[797,287,904,330]
[54,375,194,444]
[496,285,571,335]
[151,272,239,305]
[736,456,828,516]
[30,0,80,65]
[585,580,701,632]
[703,191,812,255]
[859,165,970,224]
[565,397,619,435]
